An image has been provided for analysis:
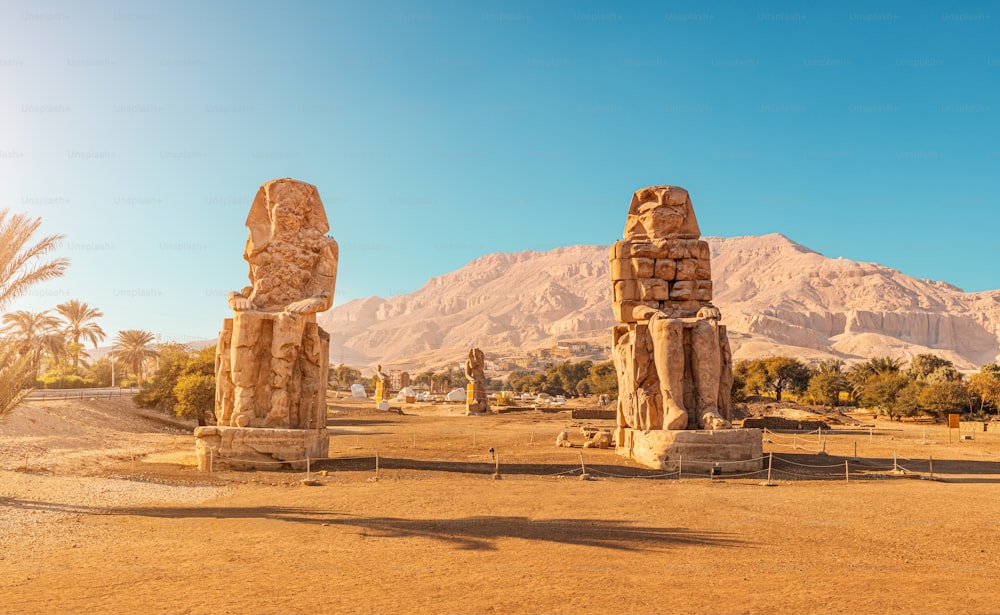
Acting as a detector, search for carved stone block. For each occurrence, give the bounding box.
[669,280,695,300]
[654,259,676,280]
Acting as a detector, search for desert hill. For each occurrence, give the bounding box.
[319,234,1000,372]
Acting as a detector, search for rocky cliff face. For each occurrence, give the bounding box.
[319,234,1000,371]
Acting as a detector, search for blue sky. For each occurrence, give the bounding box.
[2,0,998,342]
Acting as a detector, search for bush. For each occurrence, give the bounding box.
[174,373,216,426]
[35,374,96,389]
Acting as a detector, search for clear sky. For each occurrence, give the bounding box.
[2,0,998,343]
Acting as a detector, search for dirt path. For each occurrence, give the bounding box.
[2,398,1000,614]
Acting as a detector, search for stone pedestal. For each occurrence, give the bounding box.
[194,426,329,471]
[616,427,763,474]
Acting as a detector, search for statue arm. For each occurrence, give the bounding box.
[287,239,339,314]
[228,286,255,311]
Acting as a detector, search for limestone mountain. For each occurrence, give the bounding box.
[319,234,1000,372]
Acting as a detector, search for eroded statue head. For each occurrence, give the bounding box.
[623,185,701,241]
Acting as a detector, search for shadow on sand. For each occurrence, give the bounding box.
[1,497,743,552]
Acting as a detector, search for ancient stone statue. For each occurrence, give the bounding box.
[374,364,390,403]
[465,347,490,414]
[611,185,732,432]
[215,178,339,430]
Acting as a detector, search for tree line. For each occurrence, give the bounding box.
[735,354,1000,419]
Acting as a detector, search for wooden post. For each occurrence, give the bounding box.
[893,450,898,472]
[529,429,534,446]
[209,448,213,473]
[853,441,857,459]
[495,454,500,476]
[793,434,797,450]
[375,452,379,479]
[929,455,934,478]
[845,460,850,483]
[579,451,586,475]
[767,452,773,483]
[306,456,311,480]
[678,455,683,480]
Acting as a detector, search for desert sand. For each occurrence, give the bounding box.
[3,395,1000,614]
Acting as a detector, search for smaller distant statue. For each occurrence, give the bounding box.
[465,347,490,415]
[374,364,390,403]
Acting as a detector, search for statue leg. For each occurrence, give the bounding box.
[230,312,263,427]
[691,320,730,430]
[265,312,307,427]
[650,317,688,430]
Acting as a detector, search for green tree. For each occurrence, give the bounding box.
[859,372,910,416]
[174,373,216,426]
[907,354,954,381]
[735,357,810,401]
[805,360,849,409]
[968,364,1000,415]
[54,300,105,370]
[0,209,69,419]
[329,363,362,391]
[0,341,33,417]
[135,344,215,422]
[891,380,926,419]
[0,209,69,312]
[1,310,63,378]
[734,359,770,398]
[918,381,969,418]
[580,361,617,397]
[846,356,902,402]
[766,357,812,401]
[116,329,159,384]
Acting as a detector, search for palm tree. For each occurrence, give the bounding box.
[847,356,903,401]
[0,341,33,415]
[55,300,106,369]
[115,329,158,384]
[0,209,68,419]
[1,310,63,377]
[0,209,69,312]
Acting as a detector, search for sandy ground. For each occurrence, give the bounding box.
[2,395,1000,614]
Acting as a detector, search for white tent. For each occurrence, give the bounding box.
[350,384,367,399]
[445,388,466,402]
[396,386,416,400]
